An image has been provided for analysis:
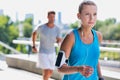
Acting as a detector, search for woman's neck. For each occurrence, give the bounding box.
[79,27,93,44]
[80,27,92,37]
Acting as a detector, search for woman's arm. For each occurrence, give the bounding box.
[57,32,93,77]
[58,64,83,74]
[60,32,74,58]
[97,31,104,79]
[58,64,93,77]
[97,62,103,78]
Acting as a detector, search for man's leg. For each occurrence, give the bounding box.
[43,69,53,80]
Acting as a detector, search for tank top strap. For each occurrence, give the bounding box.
[91,29,99,43]
[72,29,79,44]
[72,29,99,46]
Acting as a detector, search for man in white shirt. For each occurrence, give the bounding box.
[32,11,62,80]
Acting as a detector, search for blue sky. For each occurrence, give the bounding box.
[0,0,120,24]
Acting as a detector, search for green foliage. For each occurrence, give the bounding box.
[95,18,120,40]
[70,21,79,29]
[8,25,19,42]
[0,14,120,54]
[24,18,33,25]
[0,15,10,26]
[69,18,120,40]
[55,46,60,55]
[100,51,120,60]
[113,24,120,40]
[0,15,34,54]
[0,26,9,43]
[15,18,33,54]
[98,23,120,40]
[16,44,27,54]
[0,15,17,44]
[104,18,116,25]
[0,15,19,54]
[94,20,105,30]
[23,22,33,37]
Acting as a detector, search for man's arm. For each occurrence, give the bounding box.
[32,31,37,46]
[32,31,38,53]
[56,37,62,45]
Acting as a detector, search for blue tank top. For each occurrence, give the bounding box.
[63,29,100,80]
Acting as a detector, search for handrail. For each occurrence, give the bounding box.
[100,47,120,53]
[101,42,120,46]
[13,39,120,52]
[0,41,22,54]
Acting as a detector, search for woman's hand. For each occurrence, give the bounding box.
[78,66,93,78]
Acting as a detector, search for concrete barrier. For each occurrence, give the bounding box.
[6,54,63,80]
[6,54,120,80]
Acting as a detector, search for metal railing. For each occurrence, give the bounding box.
[0,41,22,54]
[100,47,120,53]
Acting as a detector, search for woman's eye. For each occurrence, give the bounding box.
[85,13,89,15]
[94,13,97,16]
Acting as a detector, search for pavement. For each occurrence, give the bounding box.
[0,60,55,80]
[1,60,120,80]
[101,66,120,72]
[1,54,120,80]
[101,66,120,80]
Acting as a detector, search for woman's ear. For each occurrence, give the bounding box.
[77,13,80,19]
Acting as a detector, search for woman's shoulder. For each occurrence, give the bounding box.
[66,31,74,40]
[63,29,76,43]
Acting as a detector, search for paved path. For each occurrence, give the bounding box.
[0,60,55,80]
[1,54,120,80]
[101,66,120,80]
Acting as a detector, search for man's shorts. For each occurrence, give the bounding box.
[36,52,56,70]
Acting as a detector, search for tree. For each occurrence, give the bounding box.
[0,15,19,54]
[24,18,33,25]
[7,25,19,47]
[23,22,33,38]
[70,21,79,29]
[94,20,105,30]
[104,18,116,25]
[0,26,9,43]
[0,15,15,43]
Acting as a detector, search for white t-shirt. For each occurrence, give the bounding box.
[34,24,61,54]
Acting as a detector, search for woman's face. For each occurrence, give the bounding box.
[79,5,97,28]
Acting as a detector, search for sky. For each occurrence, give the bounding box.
[0,0,120,25]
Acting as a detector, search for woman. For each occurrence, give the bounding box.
[57,1,104,80]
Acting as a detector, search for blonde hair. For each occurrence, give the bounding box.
[78,1,97,13]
